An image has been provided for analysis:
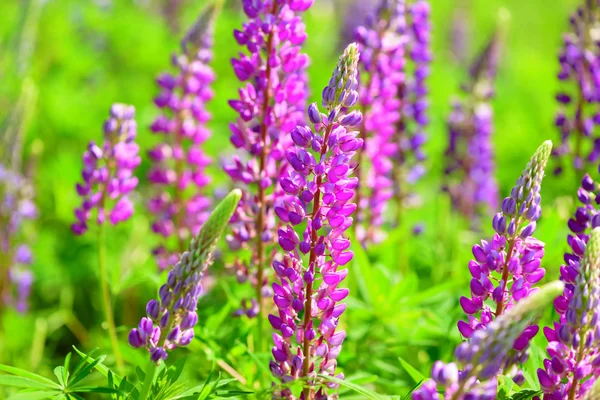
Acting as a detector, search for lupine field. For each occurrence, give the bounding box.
[5,0,600,398]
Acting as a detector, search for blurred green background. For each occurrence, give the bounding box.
[0,0,586,397]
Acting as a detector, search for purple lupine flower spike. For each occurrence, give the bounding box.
[553,1,600,175]
[129,190,241,361]
[456,141,552,379]
[538,178,600,399]
[224,0,312,317]
[269,43,361,399]
[0,165,37,313]
[148,6,217,270]
[443,32,501,221]
[413,281,564,400]
[72,104,140,235]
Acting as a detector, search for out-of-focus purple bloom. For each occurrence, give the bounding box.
[553,1,600,174]
[444,33,500,221]
[129,190,241,361]
[353,0,431,242]
[456,141,552,380]
[224,0,312,317]
[72,104,140,236]
[148,7,217,270]
[269,43,361,399]
[538,175,600,399]
[338,0,378,49]
[414,282,564,400]
[0,165,37,313]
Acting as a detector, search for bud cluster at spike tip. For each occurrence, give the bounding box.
[0,165,36,313]
[72,104,140,235]
[413,281,565,400]
[148,7,216,270]
[353,0,407,243]
[456,141,552,378]
[129,189,242,362]
[223,0,313,317]
[443,33,500,221]
[537,202,600,398]
[553,1,600,174]
[269,43,362,399]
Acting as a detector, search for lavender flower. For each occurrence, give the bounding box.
[443,32,500,220]
[148,6,217,270]
[353,0,431,240]
[72,104,140,235]
[457,141,552,373]
[0,165,37,313]
[537,213,600,396]
[224,0,312,317]
[269,43,362,399]
[413,281,565,400]
[129,189,242,361]
[553,1,600,174]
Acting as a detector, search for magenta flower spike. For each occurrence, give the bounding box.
[148,6,218,270]
[443,32,500,222]
[537,174,600,399]
[353,0,431,242]
[456,141,552,381]
[553,1,600,174]
[0,165,37,313]
[72,104,140,236]
[224,0,313,318]
[269,43,362,399]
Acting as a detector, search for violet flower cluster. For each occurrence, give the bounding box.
[129,189,241,362]
[269,43,362,399]
[457,141,552,375]
[72,104,140,235]
[554,1,600,174]
[224,0,312,317]
[443,33,500,220]
[537,176,600,398]
[148,7,216,270]
[0,165,36,313]
[413,281,565,400]
[353,0,431,240]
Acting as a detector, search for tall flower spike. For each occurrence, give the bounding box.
[353,0,431,241]
[537,225,600,397]
[553,1,600,174]
[269,43,361,399]
[129,189,242,361]
[72,104,140,235]
[456,141,552,379]
[148,5,218,270]
[0,165,37,313]
[224,0,312,318]
[443,31,501,222]
[413,281,565,400]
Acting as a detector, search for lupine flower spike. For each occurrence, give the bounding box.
[537,228,600,396]
[148,5,219,270]
[443,31,501,221]
[457,140,552,381]
[269,43,362,399]
[354,0,431,241]
[129,189,242,361]
[0,166,37,313]
[224,0,313,318]
[72,104,140,235]
[553,0,600,174]
[413,281,565,400]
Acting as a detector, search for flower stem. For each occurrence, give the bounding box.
[139,360,158,400]
[97,223,124,373]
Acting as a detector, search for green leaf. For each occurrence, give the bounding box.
[398,357,425,384]
[509,390,542,400]
[8,391,61,400]
[0,375,56,390]
[317,375,385,400]
[0,365,60,388]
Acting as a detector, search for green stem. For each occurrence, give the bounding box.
[138,360,158,400]
[97,223,124,373]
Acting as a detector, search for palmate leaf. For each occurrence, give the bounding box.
[317,375,386,400]
[0,365,60,388]
[398,357,425,384]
